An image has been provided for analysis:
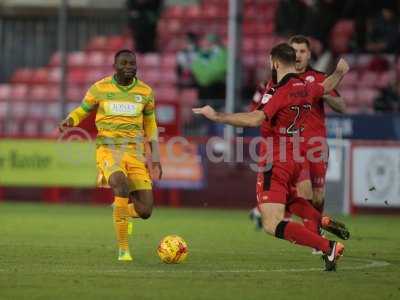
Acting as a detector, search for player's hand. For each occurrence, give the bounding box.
[192,105,218,121]
[335,58,350,75]
[58,117,74,133]
[151,161,163,180]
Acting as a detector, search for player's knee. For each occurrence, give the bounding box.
[109,172,130,197]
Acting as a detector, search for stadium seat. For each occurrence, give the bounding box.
[30,85,49,102]
[31,68,50,84]
[356,88,379,106]
[186,5,202,19]
[140,69,161,85]
[0,100,8,118]
[46,103,61,119]
[67,85,85,102]
[242,37,256,52]
[340,70,358,87]
[48,68,62,83]
[160,70,178,84]
[49,52,61,67]
[86,36,108,52]
[164,5,185,18]
[10,68,35,84]
[155,86,179,101]
[339,88,357,105]
[68,51,87,67]
[41,118,58,136]
[161,54,177,69]
[106,36,127,51]
[10,84,29,101]
[330,20,355,54]
[9,101,28,118]
[68,68,88,85]
[376,71,395,88]
[358,71,378,88]
[86,51,107,67]
[28,101,46,118]
[0,84,11,101]
[142,53,161,68]
[23,118,41,136]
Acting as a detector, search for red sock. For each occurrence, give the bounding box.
[287,197,321,234]
[275,221,330,253]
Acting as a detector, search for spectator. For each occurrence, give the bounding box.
[374,81,400,112]
[126,0,162,53]
[176,32,199,89]
[275,0,309,37]
[365,4,399,53]
[191,34,227,102]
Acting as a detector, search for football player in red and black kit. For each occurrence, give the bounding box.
[250,36,349,243]
[193,43,349,271]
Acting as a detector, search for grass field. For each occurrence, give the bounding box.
[0,202,399,300]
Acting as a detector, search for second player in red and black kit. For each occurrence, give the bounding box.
[193,43,350,271]
[290,35,346,213]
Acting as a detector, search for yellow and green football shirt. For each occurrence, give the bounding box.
[68,75,158,145]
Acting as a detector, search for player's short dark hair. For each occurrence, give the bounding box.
[288,35,311,49]
[114,49,135,62]
[270,43,296,66]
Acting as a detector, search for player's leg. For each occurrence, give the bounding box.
[130,189,153,219]
[108,171,132,261]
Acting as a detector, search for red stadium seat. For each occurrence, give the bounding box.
[356,88,379,106]
[142,53,161,68]
[340,70,358,87]
[339,88,357,105]
[358,71,378,88]
[164,5,185,18]
[10,68,35,84]
[140,69,161,85]
[179,88,198,106]
[160,70,178,84]
[186,5,202,19]
[41,118,58,136]
[86,51,107,67]
[377,71,395,88]
[10,84,29,101]
[86,36,108,51]
[9,101,28,118]
[31,68,50,84]
[23,118,41,136]
[49,52,61,67]
[256,36,276,52]
[107,36,127,51]
[68,68,88,85]
[68,51,87,67]
[48,68,61,83]
[30,85,49,101]
[0,100,8,119]
[67,85,85,102]
[242,37,256,52]
[28,101,46,118]
[155,86,179,101]
[161,54,177,69]
[0,84,11,101]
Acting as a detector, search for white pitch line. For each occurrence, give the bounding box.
[0,258,390,274]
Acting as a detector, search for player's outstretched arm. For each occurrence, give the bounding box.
[322,58,349,94]
[323,95,346,113]
[58,105,91,133]
[192,105,265,127]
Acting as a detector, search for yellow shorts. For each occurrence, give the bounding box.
[96,144,152,191]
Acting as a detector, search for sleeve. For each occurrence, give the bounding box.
[261,89,283,120]
[143,91,158,141]
[306,82,325,103]
[80,85,99,112]
[67,85,98,126]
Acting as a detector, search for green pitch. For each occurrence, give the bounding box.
[0,202,399,300]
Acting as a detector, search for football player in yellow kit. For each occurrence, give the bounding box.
[59,49,162,261]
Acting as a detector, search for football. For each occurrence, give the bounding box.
[157,235,188,264]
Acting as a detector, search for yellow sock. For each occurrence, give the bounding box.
[113,196,129,251]
[128,202,140,218]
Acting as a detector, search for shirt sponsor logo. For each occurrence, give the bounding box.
[105,102,140,116]
[261,93,272,104]
[305,75,315,83]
